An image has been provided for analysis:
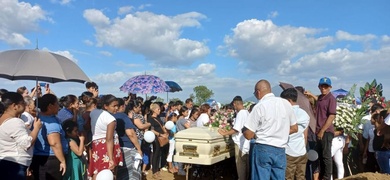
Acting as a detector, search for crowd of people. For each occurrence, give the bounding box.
[0,77,389,180]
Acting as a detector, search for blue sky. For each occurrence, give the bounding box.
[1,0,389,103]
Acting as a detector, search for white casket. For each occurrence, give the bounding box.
[174,127,234,165]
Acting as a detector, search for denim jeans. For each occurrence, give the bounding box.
[376,150,390,174]
[251,143,286,180]
[0,159,28,180]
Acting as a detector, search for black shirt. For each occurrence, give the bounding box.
[148,116,164,134]
[373,129,388,151]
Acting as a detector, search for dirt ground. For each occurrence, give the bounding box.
[341,172,390,180]
[144,171,390,180]
[145,159,237,180]
[145,169,236,180]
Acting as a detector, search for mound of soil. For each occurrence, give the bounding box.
[342,172,390,180]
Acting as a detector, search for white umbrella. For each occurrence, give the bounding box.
[0,49,90,83]
[0,49,90,107]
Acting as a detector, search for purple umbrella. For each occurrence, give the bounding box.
[332,88,348,99]
[119,75,170,94]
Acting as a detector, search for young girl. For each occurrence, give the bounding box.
[166,113,178,173]
[88,94,123,179]
[62,120,86,180]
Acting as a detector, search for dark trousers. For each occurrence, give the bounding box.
[31,155,62,180]
[365,151,380,172]
[151,139,169,174]
[315,132,334,180]
[0,159,28,180]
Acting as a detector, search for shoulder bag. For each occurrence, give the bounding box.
[152,117,169,147]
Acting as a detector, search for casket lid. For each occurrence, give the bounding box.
[175,127,224,140]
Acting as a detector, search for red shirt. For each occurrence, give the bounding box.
[316,93,337,133]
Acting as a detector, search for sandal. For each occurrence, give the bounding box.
[169,168,178,173]
[152,173,162,180]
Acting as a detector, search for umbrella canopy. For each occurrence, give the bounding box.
[332,88,348,99]
[279,82,317,134]
[165,81,182,92]
[165,81,182,101]
[0,49,90,83]
[119,75,170,94]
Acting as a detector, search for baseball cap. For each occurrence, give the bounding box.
[319,77,332,86]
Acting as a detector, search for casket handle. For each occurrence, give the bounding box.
[180,145,199,157]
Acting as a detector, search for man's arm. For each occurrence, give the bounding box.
[242,127,255,140]
[318,114,336,140]
[289,124,298,134]
[218,129,237,136]
[304,91,318,101]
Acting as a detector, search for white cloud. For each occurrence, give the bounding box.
[88,63,257,103]
[268,11,279,18]
[336,31,376,42]
[220,19,390,100]
[42,47,78,63]
[118,6,134,15]
[0,0,48,46]
[138,4,151,10]
[60,0,71,5]
[115,61,143,68]
[83,9,110,28]
[50,0,72,5]
[99,51,112,57]
[381,35,390,44]
[83,39,94,46]
[94,71,131,83]
[54,50,78,63]
[223,19,333,73]
[83,9,210,66]
[195,63,216,75]
[278,47,390,78]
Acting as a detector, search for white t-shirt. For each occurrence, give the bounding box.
[21,112,34,126]
[286,105,309,157]
[196,113,209,127]
[232,109,250,154]
[244,93,297,148]
[385,114,390,126]
[90,109,116,140]
[0,118,34,166]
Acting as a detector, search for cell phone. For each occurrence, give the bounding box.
[39,82,46,87]
[46,84,49,88]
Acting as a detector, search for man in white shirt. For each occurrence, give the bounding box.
[243,79,298,180]
[280,88,310,180]
[218,96,250,180]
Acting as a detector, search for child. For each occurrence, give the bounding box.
[62,119,86,180]
[166,113,179,173]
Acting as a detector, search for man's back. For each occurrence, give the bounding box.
[245,93,296,148]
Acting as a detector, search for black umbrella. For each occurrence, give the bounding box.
[165,81,182,101]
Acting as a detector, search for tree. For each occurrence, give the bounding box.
[193,85,213,105]
[154,97,165,103]
[169,98,181,103]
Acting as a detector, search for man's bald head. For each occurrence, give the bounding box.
[254,79,272,100]
[255,79,271,94]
